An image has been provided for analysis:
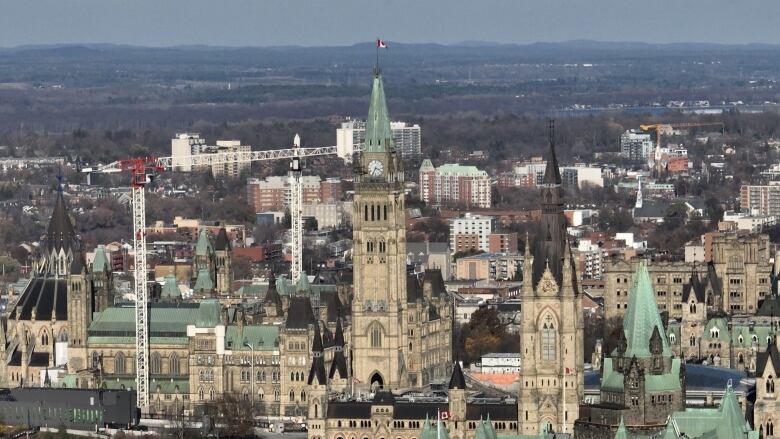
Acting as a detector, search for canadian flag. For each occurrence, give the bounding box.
[440,411,450,420]
[377,39,388,49]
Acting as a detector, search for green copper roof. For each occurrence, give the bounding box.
[474,416,497,439]
[420,415,450,439]
[601,358,683,393]
[364,72,394,153]
[89,304,202,335]
[194,269,214,291]
[296,271,310,292]
[658,420,678,439]
[224,325,280,351]
[614,416,628,439]
[671,384,758,439]
[195,229,213,256]
[196,300,221,328]
[161,275,181,299]
[92,245,109,273]
[620,262,672,358]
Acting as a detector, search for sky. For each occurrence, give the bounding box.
[0,0,777,48]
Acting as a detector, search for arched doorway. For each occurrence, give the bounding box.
[370,372,384,389]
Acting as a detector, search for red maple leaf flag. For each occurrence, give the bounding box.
[377,39,388,49]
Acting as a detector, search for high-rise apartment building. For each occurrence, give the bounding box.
[170,133,250,177]
[620,129,655,161]
[419,160,491,208]
[449,213,497,253]
[740,182,780,217]
[336,119,421,161]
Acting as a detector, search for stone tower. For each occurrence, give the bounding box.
[214,227,232,295]
[67,250,92,373]
[518,124,584,435]
[351,70,408,390]
[92,245,113,312]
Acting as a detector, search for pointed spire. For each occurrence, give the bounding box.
[364,71,394,153]
[614,416,628,439]
[92,245,109,273]
[329,318,349,379]
[448,359,466,390]
[195,228,213,256]
[621,261,671,358]
[263,271,283,313]
[542,120,562,186]
[45,189,77,254]
[635,176,643,209]
[307,322,327,385]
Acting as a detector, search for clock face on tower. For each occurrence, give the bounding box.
[368,160,384,177]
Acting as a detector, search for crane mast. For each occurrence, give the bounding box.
[289,134,303,283]
[81,139,349,409]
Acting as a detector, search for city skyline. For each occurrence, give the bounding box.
[1,0,780,48]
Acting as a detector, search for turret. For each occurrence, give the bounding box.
[307,322,328,429]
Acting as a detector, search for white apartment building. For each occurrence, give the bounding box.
[561,165,604,188]
[513,157,548,185]
[722,211,777,232]
[336,119,421,161]
[620,129,655,161]
[449,213,497,253]
[170,133,250,177]
[419,160,491,208]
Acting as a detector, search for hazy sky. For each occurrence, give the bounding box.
[0,0,776,47]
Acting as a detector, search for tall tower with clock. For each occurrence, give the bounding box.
[351,70,408,390]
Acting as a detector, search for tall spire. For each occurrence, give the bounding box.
[364,71,394,153]
[45,188,77,254]
[542,120,562,185]
[531,119,568,289]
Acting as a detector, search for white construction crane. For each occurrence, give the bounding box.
[81,136,346,409]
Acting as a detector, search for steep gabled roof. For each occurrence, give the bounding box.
[756,342,780,377]
[621,261,672,358]
[285,296,316,329]
[407,274,423,302]
[422,269,447,297]
[195,229,213,256]
[682,270,705,303]
[214,228,231,251]
[262,272,283,310]
[702,261,723,297]
[364,72,394,153]
[756,294,780,317]
[92,245,109,273]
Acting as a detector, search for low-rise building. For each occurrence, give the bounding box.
[455,252,523,281]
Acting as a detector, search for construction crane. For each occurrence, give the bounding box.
[639,122,725,146]
[81,137,345,409]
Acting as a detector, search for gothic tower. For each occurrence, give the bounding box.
[351,70,408,390]
[518,123,584,435]
[214,227,232,295]
[92,245,113,312]
[67,250,92,373]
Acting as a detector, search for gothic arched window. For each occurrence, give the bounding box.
[767,375,775,394]
[541,316,556,361]
[114,352,126,375]
[150,352,162,375]
[170,353,179,376]
[370,323,383,348]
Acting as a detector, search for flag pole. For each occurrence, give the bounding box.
[376,37,380,72]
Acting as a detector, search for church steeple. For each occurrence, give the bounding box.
[531,120,568,288]
[365,72,394,153]
[307,322,327,385]
[45,189,77,254]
